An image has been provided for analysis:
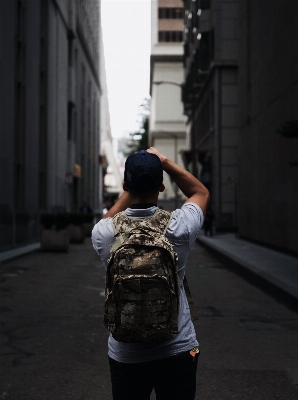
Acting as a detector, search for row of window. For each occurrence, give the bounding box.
[200,0,211,10]
[158,8,183,19]
[158,30,183,43]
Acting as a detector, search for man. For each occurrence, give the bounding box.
[79,200,92,214]
[92,147,209,400]
[204,208,215,237]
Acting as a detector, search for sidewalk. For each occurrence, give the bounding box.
[197,232,298,301]
[0,243,41,263]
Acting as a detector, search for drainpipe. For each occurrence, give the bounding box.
[214,67,222,227]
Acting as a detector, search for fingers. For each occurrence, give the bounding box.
[146,147,167,163]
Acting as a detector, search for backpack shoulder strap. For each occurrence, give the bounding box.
[110,209,173,254]
[111,211,127,234]
[141,209,173,235]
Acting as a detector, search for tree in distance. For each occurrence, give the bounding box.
[126,98,150,156]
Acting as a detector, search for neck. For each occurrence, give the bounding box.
[129,193,159,205]
[130,203,156,209]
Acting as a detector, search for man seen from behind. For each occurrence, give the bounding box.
[92,147,210,400]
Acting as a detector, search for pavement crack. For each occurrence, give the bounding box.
[200,306,223,317]
[1,324,35,367]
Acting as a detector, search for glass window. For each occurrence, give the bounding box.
[158,31,183,43]
[158,8,183,19]
[200,0,211,10]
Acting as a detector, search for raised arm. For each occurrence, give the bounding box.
[102,191,131,219]
[147,147,210,216]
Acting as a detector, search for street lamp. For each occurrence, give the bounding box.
[153,80,182,88]
[152,80,183,100]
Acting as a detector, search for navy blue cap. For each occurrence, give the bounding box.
[124,150,163,191]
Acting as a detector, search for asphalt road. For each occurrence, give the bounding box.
[1,240,298,399]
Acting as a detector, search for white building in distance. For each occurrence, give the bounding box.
[149,0,187,209]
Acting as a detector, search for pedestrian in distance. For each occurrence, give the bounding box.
[92,147,209,400]
[79,200,92,214]
[204,207,215,237]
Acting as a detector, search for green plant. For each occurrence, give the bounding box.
[40,213,70,230]
[276,120,298,166]
[68,212,85,225]
[55,213,70,230]
[125,98,149,156]
[40,213,55,229]
[84,213,94,223]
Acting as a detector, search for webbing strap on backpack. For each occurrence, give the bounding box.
[183,276,198,321]
[110,209,198,324]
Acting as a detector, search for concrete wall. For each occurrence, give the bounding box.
[183,0,239,229]
[151,135,186,201]
[0,0,41,212]
[0,0,16,209]
[150,0,187,203]
[214,0,239,62]
[238,0,298,253]
[189,67,239,228]
[24,0,41,212]
[220,68,239,219]
[47,1,68,209]
[151,62,185,132]
[0,0,101,251]
[45,0,101,212]
[159,0,182,7]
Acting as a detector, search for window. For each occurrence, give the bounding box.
[200,0,211,10]
[158,8,183,19]
[158,31,183,43]
[196,30,214,70]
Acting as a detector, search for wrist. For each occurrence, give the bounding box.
[160,155,168,165]
[161,157,176,173]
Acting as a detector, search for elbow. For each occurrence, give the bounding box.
[206,188,210,202]
[201,186,210,202]
[202,187,210,209]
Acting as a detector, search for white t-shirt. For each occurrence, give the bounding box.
[91,202,204,363]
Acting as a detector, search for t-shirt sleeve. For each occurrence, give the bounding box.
[91,218,115,265]
[166,203,204,246]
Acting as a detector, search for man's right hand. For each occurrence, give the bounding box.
[147,147,210,216]
[146,147,167,164]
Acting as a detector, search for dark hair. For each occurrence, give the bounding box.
[124,150,163,192]
[129,187,160,199]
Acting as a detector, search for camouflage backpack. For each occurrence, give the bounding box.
[104,209,180,343]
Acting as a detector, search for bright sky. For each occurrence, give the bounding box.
[101,0,151,139]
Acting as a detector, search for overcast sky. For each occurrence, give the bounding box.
[101,0,151,139]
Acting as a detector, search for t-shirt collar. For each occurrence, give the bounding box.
[130,203,157,209]
[125,206,158,217]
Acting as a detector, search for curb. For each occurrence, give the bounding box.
[197,235,298,306]
[0,243,41,263]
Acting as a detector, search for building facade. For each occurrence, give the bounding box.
[237,0,298,253]
[182,0,239,230]
[99,25,123,202]
[182,0,298,253]
[0,0,101,252]
[149,0,187,208]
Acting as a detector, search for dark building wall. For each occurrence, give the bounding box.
[182,0,239,230]
[25,0,41,212]
[47,0,69,208]
[0,0,101,252]
[0,0,16,209]
[238,0,298,253]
